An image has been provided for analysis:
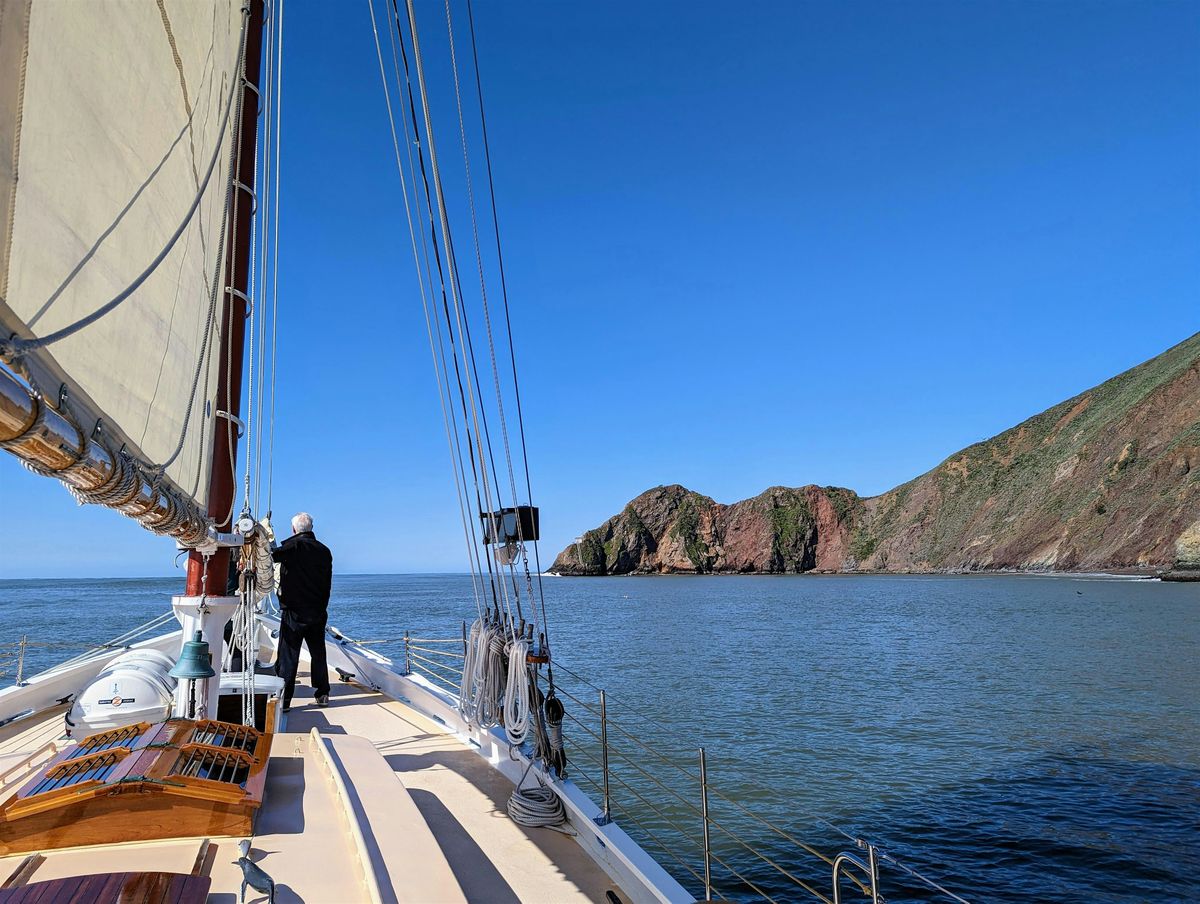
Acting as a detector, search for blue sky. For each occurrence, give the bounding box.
[2,0,1197,578]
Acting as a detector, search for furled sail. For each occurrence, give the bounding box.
[0,0,249,543]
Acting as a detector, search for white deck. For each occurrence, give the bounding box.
[0,673,626,902]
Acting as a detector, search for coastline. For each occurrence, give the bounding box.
[545,567,1166,580]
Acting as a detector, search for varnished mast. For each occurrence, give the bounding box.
[186,0,267,596]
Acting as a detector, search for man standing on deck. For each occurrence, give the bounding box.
[269,512,333,712]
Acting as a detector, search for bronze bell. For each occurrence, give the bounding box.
[170,630,216,680]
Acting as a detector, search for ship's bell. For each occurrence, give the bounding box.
[170,630,216,680]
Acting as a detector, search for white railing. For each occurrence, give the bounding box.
[356,629,971,904]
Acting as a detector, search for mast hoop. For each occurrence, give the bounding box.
[234,180,258,215]
[241,77,263,118]
[215,409,246,438]
[225,286,252,318]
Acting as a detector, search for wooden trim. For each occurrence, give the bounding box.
[190,839,211,877]
[0,717,272,853]
[0,854,41,889]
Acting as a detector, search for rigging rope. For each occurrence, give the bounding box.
[375,1,567,818]
[392,0,519,631]
[266,0,285,516]
[463,0,553,648]
[367,0,487,620]
[442,0,540,632]
[408,15,520,636]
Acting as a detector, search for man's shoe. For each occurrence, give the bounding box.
[316,694,329,708]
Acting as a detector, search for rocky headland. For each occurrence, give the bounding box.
[551,333,1200,576]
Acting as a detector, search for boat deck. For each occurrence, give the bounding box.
[0,673,623,903]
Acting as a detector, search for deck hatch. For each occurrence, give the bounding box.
[191,722,257,752]
[171,747,251,785]
[29,751,124,794]
[64,723,147,759]
[1,717,273,856]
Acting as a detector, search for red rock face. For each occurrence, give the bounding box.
[551,484,861,575]
[860,333,1200,573]
[551,333,1200,575]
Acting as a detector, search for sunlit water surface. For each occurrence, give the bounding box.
[1,574,1195,902]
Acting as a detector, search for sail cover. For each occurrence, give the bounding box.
[0,0,245,507]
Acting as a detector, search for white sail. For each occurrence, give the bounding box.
[0,0,246,507]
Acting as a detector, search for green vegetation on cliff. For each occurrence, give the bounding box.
[551,332,1200,575]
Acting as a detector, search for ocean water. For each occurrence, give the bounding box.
[0,573,1196,903]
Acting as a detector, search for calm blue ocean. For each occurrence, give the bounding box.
[0,573,1195,903]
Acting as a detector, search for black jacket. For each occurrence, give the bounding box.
[272,531,333,624]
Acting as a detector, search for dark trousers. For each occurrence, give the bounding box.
[275,615,330,705]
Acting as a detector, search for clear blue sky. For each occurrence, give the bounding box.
[2,0,1197,578]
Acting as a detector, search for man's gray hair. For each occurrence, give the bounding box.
[292,512,313,534]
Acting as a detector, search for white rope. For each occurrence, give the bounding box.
[507,760,569,833]
[223,599,247,672]
[366,0,487,620]
[479,623,505,727]
[403,0,521,640]
[502,637,530,744]
[457,617,482,718]
[266,0,285,516]
[240,569,255,725]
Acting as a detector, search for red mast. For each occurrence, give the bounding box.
[186,0,266,597]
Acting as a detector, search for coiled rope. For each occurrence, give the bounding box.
[459,616,507,728]
[502,637,530,744]
[507,758,570,834]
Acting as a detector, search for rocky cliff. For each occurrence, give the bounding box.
[555,484,862,575]
[552,333,1200,575]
